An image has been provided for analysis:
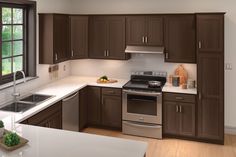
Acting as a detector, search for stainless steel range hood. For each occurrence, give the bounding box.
[125,46,164,54]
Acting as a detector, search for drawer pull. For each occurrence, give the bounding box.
[176,105,179,112]
[179,105,182,113]
[175,96,184,100]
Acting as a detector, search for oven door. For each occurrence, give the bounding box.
[122,90,162,124]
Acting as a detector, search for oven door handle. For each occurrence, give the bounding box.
[123,121,162,129]
[123,89,162,97]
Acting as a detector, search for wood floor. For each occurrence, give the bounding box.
[83,127,236,157]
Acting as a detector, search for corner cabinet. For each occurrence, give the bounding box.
[39,14,69,64]
[163,93,196,137]
[89,16,130,60]
[126,16,164,46]
[164,15,196,63]
[196,13,225,144]
[70,16,89,59]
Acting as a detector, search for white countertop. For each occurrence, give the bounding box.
[162,83,197,95]
[0,76,147,157]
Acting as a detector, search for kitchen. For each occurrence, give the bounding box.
[0,0,234,156]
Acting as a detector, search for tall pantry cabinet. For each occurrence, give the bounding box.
[196,13,225,144]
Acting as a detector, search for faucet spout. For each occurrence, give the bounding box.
[12,70,26,101]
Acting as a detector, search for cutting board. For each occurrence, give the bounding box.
[175,65,188,85]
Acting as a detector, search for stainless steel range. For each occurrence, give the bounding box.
[122,71,167,139]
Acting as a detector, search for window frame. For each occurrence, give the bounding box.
[0,0,36,85]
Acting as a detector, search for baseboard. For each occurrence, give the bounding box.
[225,126,236,135]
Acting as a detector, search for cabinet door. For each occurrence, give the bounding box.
[101,95,122,129]
[164,15,196,63]
[147,16,163,46]
[163,101,179,135]
[179,102,195,137]
[87,86,101,125]
[79,87,88,131]
[89,16,107,58]
[47,111,62,129]
[197,53,224,142]
[197,14,224,52]
[70,16,88,59]
[126,16,146,45]
[107,16,126,59]
[54,15,69,63]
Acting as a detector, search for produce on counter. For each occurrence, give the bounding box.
[98,75,109,82]
[3,132,20,147]
[0,120,4,138]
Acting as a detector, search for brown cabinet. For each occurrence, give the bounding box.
[26,101,62,129]
[79,87,88,131]
[196,14,224,144]
[70,16,88,59]
[126,16,163,46]
[164,15,196,63]
[39,14,69,64]
[101,88,122,129]
[89,16,129,60]
[87,86,101,125]
[163,93,196,137]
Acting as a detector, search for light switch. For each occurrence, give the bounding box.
[225,63,233,70]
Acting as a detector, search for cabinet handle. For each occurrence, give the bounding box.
[165,53,169,59]
[198,41,202,49]
[179,105,182,113]
[107,50,109,57]
[199,92,202,100]
[55,53,58,61]
[71,50,74,57]
[175,96,184,100]
[142,36,145,43]
[176,105,179,112]
[104,50,107,57]
[145,36,148,43]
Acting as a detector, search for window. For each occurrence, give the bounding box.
[2,7,25,76]
[0,0,36,85]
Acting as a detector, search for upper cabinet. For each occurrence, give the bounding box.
[39,14,69,64]
[70,16,89,59]
[164,15,196,63]
[126,16,164,46]
[89,16,130,60]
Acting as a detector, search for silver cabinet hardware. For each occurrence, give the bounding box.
[104,50,107,57]
[165,53,169,59]
[145,36,148,43]
[199,92,202,100]
[179,105,182,113]
[107,50,109,57]
[71,50,74,57]
[142,36,145,43]
[198,41,202,49]
[176,105,179,112]
[55,53,58,61]
[175,96,184,100]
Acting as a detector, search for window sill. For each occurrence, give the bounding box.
[0,76,39,91]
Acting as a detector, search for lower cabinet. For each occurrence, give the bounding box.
[22,101,62,129]
[87,86,122,129]
[163,93,196,137]
[79,87,88,131]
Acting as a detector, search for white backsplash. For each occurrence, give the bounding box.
[71,54,197,80]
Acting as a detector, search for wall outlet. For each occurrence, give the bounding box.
[49,64,59,73]
[225,63,233,70]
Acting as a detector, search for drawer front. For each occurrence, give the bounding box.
[102,88,121,96]
[164,93,196,103]
[28,101,62,125]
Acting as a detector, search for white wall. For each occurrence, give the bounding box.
[0,0,72,105]
[69,0,236,128]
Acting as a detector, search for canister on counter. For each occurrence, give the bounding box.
[187,79,196,89]
[172,76,180,87]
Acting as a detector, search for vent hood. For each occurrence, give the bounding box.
[125,46,164,54]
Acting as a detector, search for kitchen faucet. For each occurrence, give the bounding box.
[12,70,26,101]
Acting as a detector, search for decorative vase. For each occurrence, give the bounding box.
[0,127,4,138]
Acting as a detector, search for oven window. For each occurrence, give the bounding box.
[127,95,157,116]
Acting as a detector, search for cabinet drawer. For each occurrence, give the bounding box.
[102,88,121,96]
[163,93,196,103]
[28,101,62,125]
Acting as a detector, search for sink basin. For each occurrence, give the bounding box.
[19,94,53,104]
[0,102,36,113]
[0,94,53,113]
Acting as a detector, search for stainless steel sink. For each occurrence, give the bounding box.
[0,94,53,113]
[19,94,53,104]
